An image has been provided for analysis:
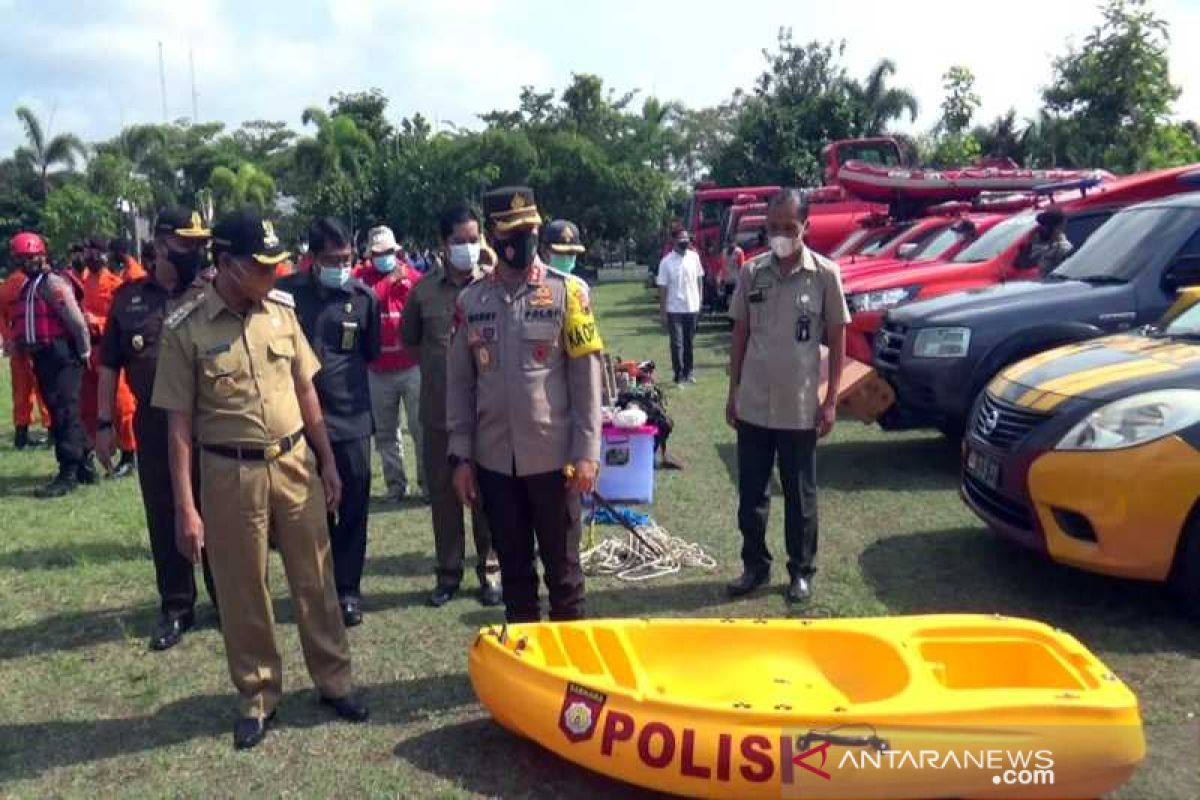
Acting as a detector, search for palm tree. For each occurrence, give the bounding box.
[846,60,919,136]
[294,107,375,184]
[637,97,685,172]
[207,163,276,212]
[13,106,87,199]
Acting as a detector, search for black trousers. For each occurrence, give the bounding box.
[328,436,371,600]
[736,420,819,579]
[667,312,698,380]
[30,341,85,472]
[477,467,584,623]
[134,405,217,618]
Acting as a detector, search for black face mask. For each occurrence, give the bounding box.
[498,231,539,270]
[166,247,205,288]
[675,242,688,254]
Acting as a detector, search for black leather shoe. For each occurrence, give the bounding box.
[340,598,363,628]
[35,472,78,498]
[14,425,29,450]
[726,570,770,597]
[233,711,275,750]
[76,457,98,485]
[786,575,812,604]
[428,584,458,608]
[112,452,136,479]
[150,613,195,651]
[478,581,503,607]
[320,694,370,723]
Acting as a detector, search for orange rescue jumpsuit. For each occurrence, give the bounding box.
[81,267,136,450]
[0,270,51,429]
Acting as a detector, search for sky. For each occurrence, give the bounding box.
[2,0,1200,156]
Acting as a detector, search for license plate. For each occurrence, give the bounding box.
[966,448,1002,489]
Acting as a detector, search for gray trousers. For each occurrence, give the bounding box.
[424,428,499,587]
[368,367,423,494]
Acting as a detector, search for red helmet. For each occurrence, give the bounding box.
[10,232,47,256]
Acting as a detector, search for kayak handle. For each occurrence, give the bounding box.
[798,730,891,752]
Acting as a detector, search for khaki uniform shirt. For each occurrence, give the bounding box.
[400,265,482,432]
[1028,233,1074,276]
[151,288,320,446]
[730,248,850,430]
[446,262,604,477]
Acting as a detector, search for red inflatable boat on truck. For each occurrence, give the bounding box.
[837,157,1114,204]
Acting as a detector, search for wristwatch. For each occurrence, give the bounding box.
[447,454,471,469]
[96,419,114,432]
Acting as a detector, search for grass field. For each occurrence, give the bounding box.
[0,274,1197,799]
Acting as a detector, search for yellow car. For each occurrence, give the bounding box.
[962,289,1200,615]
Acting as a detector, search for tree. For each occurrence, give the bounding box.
[711,30,862,186]
[328,89,394,146]
[230,120,296,162]
[12,106,87,200]
[207,162,276,212]
[1042,0,1180,171]
[846,59,919,136]
[41,184,117,256]
[939,66,980,135]
[971,109,1028,163]
[294,108,376,231]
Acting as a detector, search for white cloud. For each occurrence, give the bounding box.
[1,0,1197,157]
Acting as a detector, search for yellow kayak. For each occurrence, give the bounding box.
[468,615,1143,799]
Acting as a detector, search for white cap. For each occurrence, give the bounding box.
[368,225,398,254]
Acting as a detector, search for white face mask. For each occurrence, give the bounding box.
[769,235,801,259]
[448,242,480,272]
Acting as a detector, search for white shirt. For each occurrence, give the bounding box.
[656,249,704,314]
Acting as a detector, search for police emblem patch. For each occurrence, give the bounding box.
[530,286,554,307]
[131,334,144,352]
[511,194,527,211]
[557,683,606,743]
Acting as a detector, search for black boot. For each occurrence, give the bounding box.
[35,469,79,498]
[77,454,98,485]
[14,425,29,450]
[112,450,136,479]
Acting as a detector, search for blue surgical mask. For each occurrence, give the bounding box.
[549,253,577,273]
[373,254,397,273]
[317,265,351,289]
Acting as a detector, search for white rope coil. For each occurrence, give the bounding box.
[580,522,717,581]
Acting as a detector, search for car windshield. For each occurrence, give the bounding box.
[952,212,1035,263]
[831,229,874,258]
[913,226,966,260]
[859,224,915,256]
[1052,207,1198,282]
[1165,302,1200,337]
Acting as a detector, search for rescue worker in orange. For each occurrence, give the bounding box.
[111,237,148,282]
[1,267,51,449]
[80,237,137,477]
[8,232,92,497]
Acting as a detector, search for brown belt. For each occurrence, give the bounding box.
[201,431,303,462]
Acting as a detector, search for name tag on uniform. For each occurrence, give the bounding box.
[340,321,359,351]
[748,290,765,304]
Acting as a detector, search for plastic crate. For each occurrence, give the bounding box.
[596,424,657,504]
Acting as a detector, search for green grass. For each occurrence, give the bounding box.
[0,275,1197,798]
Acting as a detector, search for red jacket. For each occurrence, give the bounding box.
[353,261,421,372]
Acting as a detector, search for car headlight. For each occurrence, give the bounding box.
[846,286,920,313]
[911,327,971,358]
[1056,389,1200,450]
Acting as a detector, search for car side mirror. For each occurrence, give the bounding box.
[897,243,919,259]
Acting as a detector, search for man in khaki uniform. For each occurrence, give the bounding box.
[401,204,501,608]
[446,186,604,623]
[726,189,850,604]
[152,207,368,750]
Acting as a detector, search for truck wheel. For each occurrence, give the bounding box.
[1169,514,1200,619]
